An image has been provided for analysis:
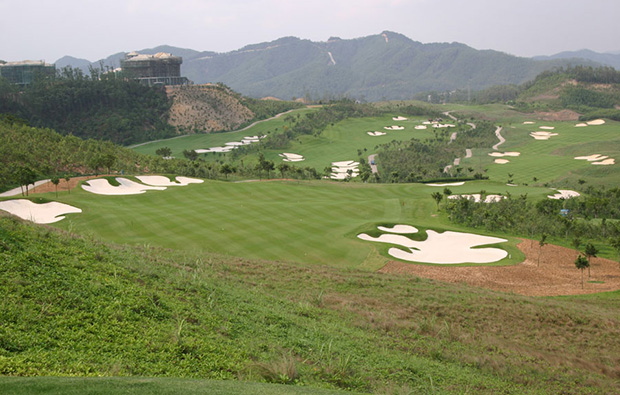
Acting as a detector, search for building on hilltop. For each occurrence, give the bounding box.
[120,52,190,86]
[0,60,55,86]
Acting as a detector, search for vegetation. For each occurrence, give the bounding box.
[1,216,619,393]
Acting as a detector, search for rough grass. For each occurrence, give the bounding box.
[1,217,619,394]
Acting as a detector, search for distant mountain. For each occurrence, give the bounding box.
[55,32,600,101]
[55,56,92,73]
[533,49,620,69]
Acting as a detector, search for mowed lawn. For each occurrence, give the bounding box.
[49,178,524,270]
[461,120,620,187]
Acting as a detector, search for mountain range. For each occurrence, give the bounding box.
[56,31,618,101]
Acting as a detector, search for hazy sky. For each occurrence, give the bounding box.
[2,0,619,62]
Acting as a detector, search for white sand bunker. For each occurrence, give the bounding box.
[494,159,510,164]
[426,182,465,187]
[136,176,203,186]
[377,225,418,234]
[0,199,81,224]
[523,121,535,125]
[384,125,405,130]
[587,119,605,126]
[539,126,555,130]
[530,131,558,140]
[279,153,305,162]
[548,190,580,200]
[574,154,608,162]
[489,152,520,157]
[592,159,615,165]
[330,160,359,180]
[392,116,408,121]
[198,135,266,153]
[82,178,167,195]
[357,226,508,264]
[415,125,427,130]
[575,123,588,127]
[367,131,387,136]
[448,194,505,203]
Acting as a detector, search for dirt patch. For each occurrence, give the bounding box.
[534,109,581,121]
[379,239,620,296]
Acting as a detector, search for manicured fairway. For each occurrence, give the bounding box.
[460,120,620,187]
[49,178,525,270]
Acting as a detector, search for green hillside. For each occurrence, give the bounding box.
[1,216,619,393]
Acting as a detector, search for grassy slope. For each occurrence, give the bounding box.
[1,217,619,394]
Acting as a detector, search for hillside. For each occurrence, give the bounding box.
[1,216,619,393]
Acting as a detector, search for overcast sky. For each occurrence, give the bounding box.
[2,0,619,62]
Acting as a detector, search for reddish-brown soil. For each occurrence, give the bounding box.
[534,109,580,121]
[27,175,108,195]
[379,240,620,296]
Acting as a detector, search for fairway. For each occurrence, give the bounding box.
[49,178,526,270]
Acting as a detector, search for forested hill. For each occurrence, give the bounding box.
[181,31,597,101]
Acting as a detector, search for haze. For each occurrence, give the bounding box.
[2,0,619,62]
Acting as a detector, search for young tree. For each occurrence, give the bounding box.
[220,163,234,179]
[571,237,581,256]
[574,254,589,289]
[277,162,289,178]
[15,166,37,196]
[538,234,547,266]
[431,192,443,210]
[610,237,620,268]
[64,175,71,194]
[182,150,198,161]
[51,176,60,198]
[584,243,598,278]
[155,147,172,158]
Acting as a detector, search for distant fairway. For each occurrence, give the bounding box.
[50,178,525,270]
[460,120,620,187]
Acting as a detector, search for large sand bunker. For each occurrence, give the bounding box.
[367,131,387,136]
[0,199,81,224]
[574,154,615,165]
[488,152,520,157]
[330,160,359,180]
[494,159,510,164]
[530,131,558,140]
[384,125,405,130]
[592,159,615,165]
[547,190,580,199]
[82,178,167,195]
[414,125,427,130]
[198,135,265,153]
[279,153,305,162]
[587,119,605,125]
[425,182,465,187]
[357,226,508,264]
[136,176,203,187]
[392,116,408,121]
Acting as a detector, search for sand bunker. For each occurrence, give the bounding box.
[587,119,605,125]
[530,131,559,140]
[494,159,510,164]
[0,199,81,224]
[547,190,580,200]
[330,160,359,180]
[196,146,235,153]
[574,154,608,162]
[279,153,305,162]
[384,125,405,130]
[367,131,387,136]
[198,135,266,153]
[135,176,203,187]
[414,125,427,130]
[448,194,505,203]
[426,182,465,187]
[378,225,418,234]
[575,123,588,127]
[539,126,555,130]
[82,178,167,195]
[392,116,408,121]
[523,121,535,125]
[357,226,507,264]
[592,159,615,165]
[432,124,456,128]
[488,152,520,157]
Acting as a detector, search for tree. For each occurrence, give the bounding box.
[51,176,60,198]
[182,150,198,161]
[15,166,37,196]
[100,153,116,174]
[584,243,598,278]
[155,147,172,158]
[574,254,589,289]
[538,234,547,266]
[571,237,581,256]
[220,163,233,179]
[64,175,71,194]
[431,192,443,210]
[277,162,290,178]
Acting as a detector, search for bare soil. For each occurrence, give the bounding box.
[534,109,581,121]
[27,175,108,195]
[379,239,620,296]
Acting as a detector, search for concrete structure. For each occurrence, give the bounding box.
[0,60,55,86]
[120,52,189,86]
